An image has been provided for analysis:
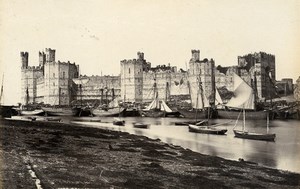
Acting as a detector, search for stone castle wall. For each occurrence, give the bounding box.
[75,75,120,104]
[21,48,278,106]
[21,48,79,106]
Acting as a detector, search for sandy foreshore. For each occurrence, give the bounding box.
[0,118,299,188]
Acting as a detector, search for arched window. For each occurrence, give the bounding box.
[129,68,131,74]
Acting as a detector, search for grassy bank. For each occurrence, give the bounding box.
[0,119,299,188]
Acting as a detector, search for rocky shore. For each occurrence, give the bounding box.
[0,119,299,188]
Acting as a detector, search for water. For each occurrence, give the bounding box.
[10,116,300,173]
[70,117,300,173]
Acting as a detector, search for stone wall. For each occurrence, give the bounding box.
[74,75,120,105]
[294,77,300,101]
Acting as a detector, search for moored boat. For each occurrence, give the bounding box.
[188,124,228,135]
[233,130,275,141]
[42,107,76,116]
[20,109,44,116]
[229,73,276,141]
[133,122,149,129]
[218,109,270,120]
[92,107,125,117]
[113,118,125,126]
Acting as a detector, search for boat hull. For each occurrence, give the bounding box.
[233,130,276,141]
[42,108,76,116]
[188,125,227,135]
[20,109,44,116]
[133,123,149,129]
[139,110,166,117]
[92,108,125,117]
[113,120,125,126]
[218,110,271,120]
[178,108,217,119]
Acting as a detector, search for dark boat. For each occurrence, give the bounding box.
[73,106,93,117]
[42,107,76,116]
[218,109,270,119]
[233,130,275,141]
[133,122,149,129]
[113,118,125,126]
[178,108,210,119]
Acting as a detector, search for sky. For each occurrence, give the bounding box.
[0,0,299,105]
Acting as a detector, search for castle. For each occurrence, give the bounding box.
[21,48,79,106]
[21,48,277,107]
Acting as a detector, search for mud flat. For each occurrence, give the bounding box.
[0,118,299,188]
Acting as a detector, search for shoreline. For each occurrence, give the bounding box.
[0,119,299,188]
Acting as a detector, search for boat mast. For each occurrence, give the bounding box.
[243,108,246,132]
[267,111,270,134]
[0,74,4,105]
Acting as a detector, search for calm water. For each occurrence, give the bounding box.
[70,117,300,173]
[11,115,300,173]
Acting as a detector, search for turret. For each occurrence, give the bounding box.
[39,51,46,67]
[21,52,29,68]
[137,51,144,60]
[191,49,200,62]
[45,48,56,62]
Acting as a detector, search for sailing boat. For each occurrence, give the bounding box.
[113,102,125,126]
[177,79,212,119]
[188,76,228,135]
[92,88,125,117]
[139,80,175,117]
[19,86,44,116]
[217,73,269,119]
[0,74,14,118]
[227,73,276,141]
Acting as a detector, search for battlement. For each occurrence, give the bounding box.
[22,65,43,71]
[120,59,143,64]
[145,64,178,73]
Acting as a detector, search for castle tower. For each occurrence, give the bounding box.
[45,48,56,62]
[39,51,46,67]
[191,50,200,62]
[120,52,145,103]
[21,52,29,69]
[188,50,215,108]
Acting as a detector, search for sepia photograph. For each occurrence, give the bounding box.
[0,0,300,188]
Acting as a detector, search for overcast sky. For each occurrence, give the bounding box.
[0,0,299,105]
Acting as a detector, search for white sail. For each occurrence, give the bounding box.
[226,73,255,110]
[160,100,173,112]
[108,97,120,108]
[215,88,223,105]
[195,92,210,109]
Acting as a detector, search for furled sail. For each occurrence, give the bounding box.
[226,73,255,110]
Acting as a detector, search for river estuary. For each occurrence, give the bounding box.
[71,117,300,173]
